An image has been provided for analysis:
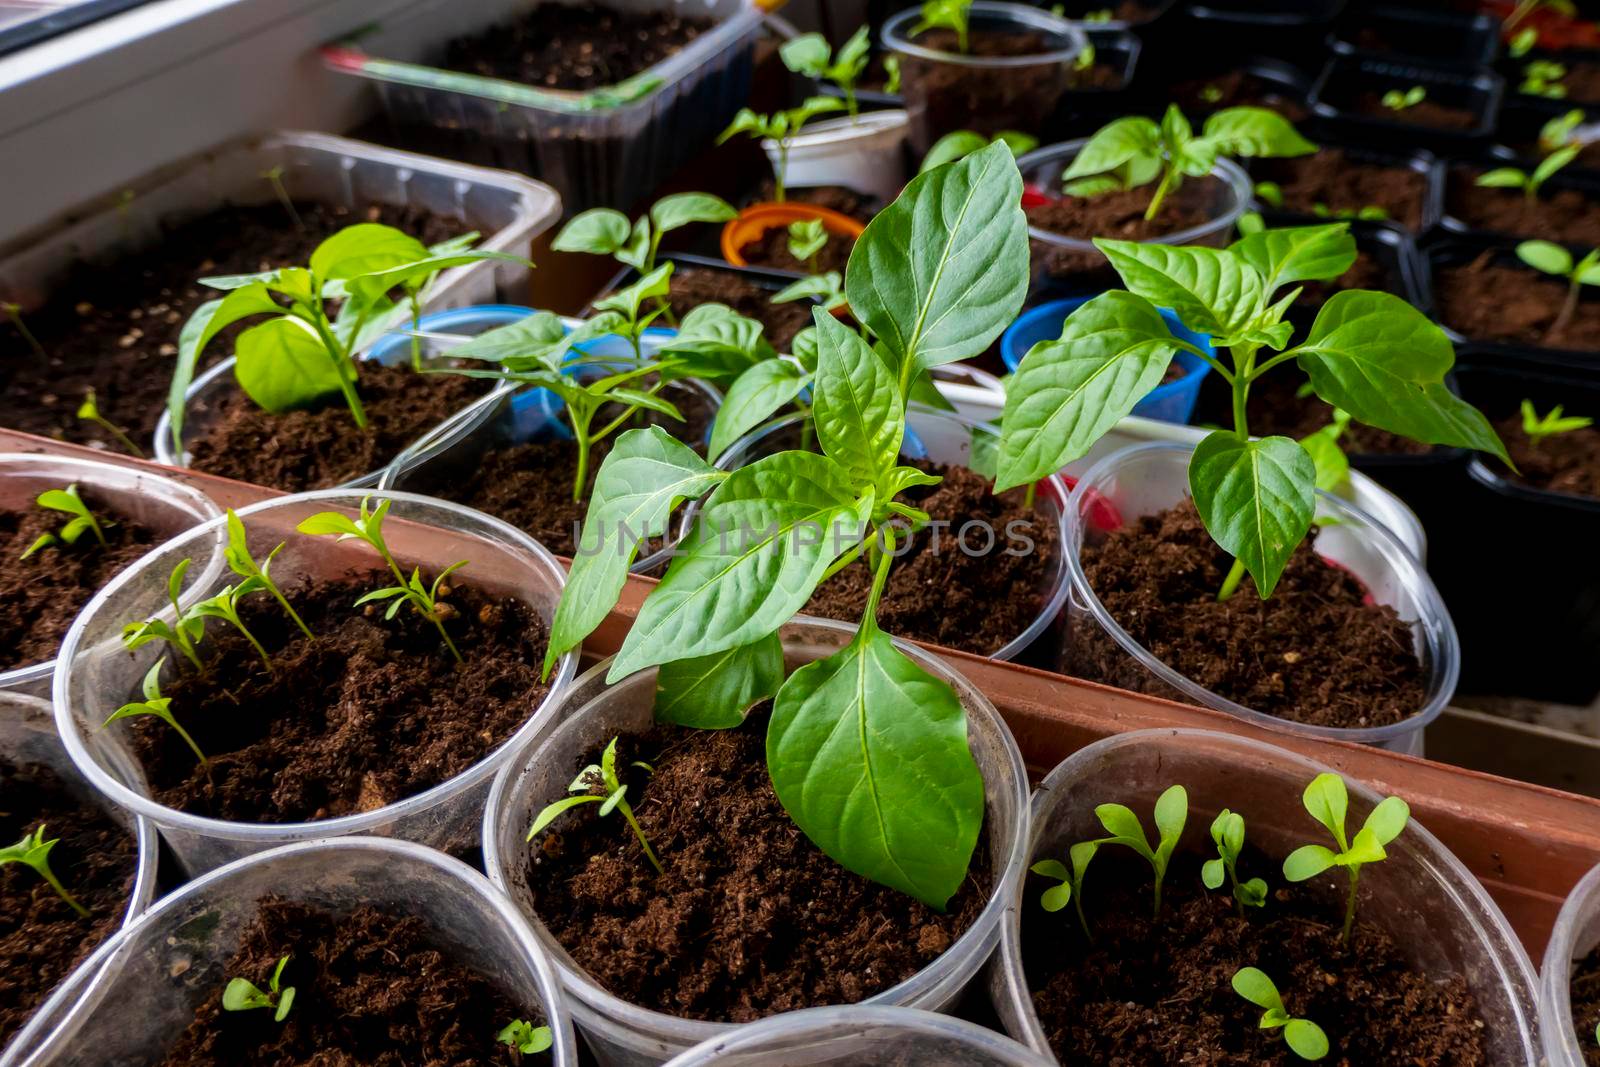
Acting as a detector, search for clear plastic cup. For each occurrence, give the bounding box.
[0,454,222,698]
[659,1005,1054,1066]
[1062,443,1458,754]
[482,617,1031,1067]
[10,837,578,1067]
[1541,860,1600,1067]
[990,728,1540,1063]
[51,489,579,876]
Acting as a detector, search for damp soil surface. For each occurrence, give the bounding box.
[1493,408,1600,499]
[1026,178,1224,281]
[1435,252,1600,349]
[901,29,1068,141]
[1447,165,1600,244]
[0,202,458,452]
[1024,853,1489,1064]
[525,709,992,1022]
[441,2,712,92]
[0,759,138,1049]
[735,223,853,275]
[0,493,159,670]
[156,898,532,1066]
[1168,70,1308,121]
[1252,149,1430,231]
[805,463,1061,657]
[128,574,550,828]
[1356,94,1478,131]
[183,363,489,492]
[1070,501,1428,729]
[1572,946,1600,1067]
[664,266,812,353]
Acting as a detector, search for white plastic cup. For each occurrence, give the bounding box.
[762,111,910,203]
[1541,860,1600,1067]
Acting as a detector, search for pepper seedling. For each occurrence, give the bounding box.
[1061,105,1315,221]
[1231,966,1330,1061]
[1381,85,1427,112]
[105,657,207,766]
[719,97,846,202]
[1476,144,1579,202]
[497,1019,554,1056]
[1522,399,1593,445]
[920,129,1039,173]
[1202,809,1268,915]
[1539,108,1587,154]
[224,509,314,640]
[788,219,829,274]
[780,27,871,118]
[76,390,145,458]
[913,0,972,52]
[1522,59,1570,98]
[1283,773,1409,943]
[3,302,47,362]
[190,580,273,671]
[529,736,662,873]
[122,558,206,672]
[1095,784,1187,918]
[1029,840,1100,939]
[1514,239,1600,341]
[295,496,467,662]
[223,953,296,1022]
[0,824,89,916]
[20,483,109,560]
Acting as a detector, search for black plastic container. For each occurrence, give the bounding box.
[1328,8,1499,69]
[1493,96,1600,175]
[1145,55,1313,123]
[1160,0,1348,67]
[1246,140,1446,235]
[1307,54,1504,148]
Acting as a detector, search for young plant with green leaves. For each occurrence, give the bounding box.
[76,390,144,458]
[1231,966,1330,1061]
[296,496,466,662]
[1203,808,1268,915]
[719,98,846,202]
[1,824,89,916]
[1522,58,1570,98]
[787,219,830,274]
[1380,85,1427,112]
[529,736,661,872]
[533,143,1032,907]
[920,129,1039,173]
[122,558,205,671]
[1029,840,1100,939]
[1521,399,1593,445]
[1539,108,1588,154]
[190,580,273,671]
[1515,239,1600,341]
[497,1019,554,1057]
[19,483,109,560]
[1061,105,1315,221]
[1282,773,1409,943]
[996,221,1508,603]
[1477,143,1578,201]
[224,509,314,641]
[1095,784,1187,918]
[779,27,871,118]
[105,657,206,766]
[223,954,296,1022]
[913,0,972,52]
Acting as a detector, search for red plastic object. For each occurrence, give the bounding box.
[1058,474,1123,532]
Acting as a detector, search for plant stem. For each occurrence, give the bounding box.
[1217,558,1247,602]
[170,717,209,768]
[621,804,664,873]
[38,865,89,917]
[88,415,146,459]
[1144,165,1180,222]
[776,142,789,203]
[4,304,47,361]
[1153,868,1163,919]
[1023,481,1037,510]
[266,582,315,641]
[1074,885,1093,942]
[844,83,859,120]
[306,307,368,430]
[236,616,272,672]
[573,435,591,504]
[409,300,423,373]
[1341,866,1360,944]
[433,614,463,663]
[1548,275,1581,343]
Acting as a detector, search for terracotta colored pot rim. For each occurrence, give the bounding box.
[720,202,866,267]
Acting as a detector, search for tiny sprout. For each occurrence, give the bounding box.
[1311,202,1388,222]
[1522,59,1569,98]
[1381,85,1426,111]
[75,390,145,458]
[1510,26,1539,57]
[0,824,89,916]
[920,129,1038,173]
[883,55,901,95]
[106,657,206,766]
[1095,784,1187,918]
[912,0,972,53]
[718,98,845,202]
[1522,399,1593,445]
[1514,239,1600,341]
[259,165,304,232]
[223,953,296,1022]
[1200,83,1224,104]
[3,302,47,362]
[122,557,205,672]
[1029,840,1100,939]
[224,509,314,641]
[1083,8,1113,22]
[528,736,662,873]
[778,26,870,119]
[1202,809,1267,915]
[1074,39,1096,72]
[1254,181,1284,209]
[191,580,273,671]
[497,1019,554,1056]
[787,218,829,273]
[1477,144,1578,202]
[772,269,846,311]
[1539,108,1586,154]
[1231,966,1329,1061]
[1282,773,1409,944]
[20,483,109,560]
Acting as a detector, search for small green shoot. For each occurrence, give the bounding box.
[719,97,846,202]
[1231,966,1330,1061]
[122,557,206,672]
[1539,108,1586,154]
[1522,399,1593,445]
[912,0,972,52]
[1510,26,1539,56]
[772,270,847,313]
[1029,840,1100,939]
[528,736,662,873]
[260,166,304,232]
[1282,773,1409,944]
[1476,144,1578,202]
[1380,85,1426,112]
[222,954,296,1022]
[224,509,314,640]
[4,302,47,362]
[883,55,902,95]
[76,390,145,458]
[0,824,89,916]
[1514,239,1600,341]
[1311,203,1388,222]
[1522,59,1569,98]
[1200,83,1225,104]
[1202,809,1267,915]
[1254,181,1284,209]
[497,1019,554,1056]
[1074,38,1097,72]
[20,483,109,560]
[1095,784,1187,918]
[788,218,829,273]
[105,657,206,766]
[920,129,1038,173]
[190,581,273,671]
[780,27,871,118]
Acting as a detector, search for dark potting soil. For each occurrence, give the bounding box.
[1070,501,1428,729]
[440,2,711,92]
[1025,179,1221,280]
[0,493,159,670]
[1066,57,1127,91]
[902,29,1068,139]
[1168,70,1309,122]
[183,363,488,492]
[1023,854,1489,1064]
[156,898,531,1066]
[0,202,458,452]
[736,224,854,275]
[129,574,550,826]
[803,463,1060,657]
[1572,946,1600,1067]
[526,709,992,1022]
[1252,149,1429,231]
[0,759,138,1049]
[1436,253,1600,349]
[666,266,812,353]
[1447,165,1600,244]
[1356,94,1478,131]
[751,182,878,224]
[1493,409,1600,499]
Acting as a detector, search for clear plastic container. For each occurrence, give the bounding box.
[883,2,1087,155]
[51,489,579,877]
[1061,443,1459,754]
[320,0,761,213]
[702,405,1072,667]
[481,616,1031,1067]
[658,1005,1054,1066]
[11,838,578,1067]
[990,728,1540,1063]
[1541,860,1600,1067]
[0,692,160,1067]
[0,454,223,698]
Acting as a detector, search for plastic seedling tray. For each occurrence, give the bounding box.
[1140,55,1312,122]
[1437,143,1600,244]
[1246,140,1446,235]
[1328,8,1500,69]
[1308,54,1505,148]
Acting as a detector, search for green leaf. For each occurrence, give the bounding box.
[1153,784,1187,855]
[1062,116,1162,181]
[1094,240,1265,338]
[1188,432,1316,599]
[1284,1019,1330,1060]
[310,224,429,281]
[1030,858,1070,881]
[1533,144,1579,188]
[1094,803,1154,860]
[1344,826,1387,865]
[1238,877,1268,908]
[1041,883,1073,912]
[170,285,284,450]
[1229,224,1358,292]
[1362,795,1410,846]
[552,209,632,256]
[1231,967,1283,1011]
[1202,857,1225,889]
[527,794,602,839]
[233,317,345,413]
[1517,239,1574,276]
[446,311,569,366]
[779,31,831,76]
[1199,107,1317,158]
[650,192,736,233]
[707,359,809,461]
[921,130,991,173]
[1299,420,1351,493]
[1301,773,1348,843]
[996,290,1179,491]
[346,249,528,293]
[847,140,1028,372]
[657,303,775,383]
[595,262,673,321]
[654,632,785,728]
[767,625,984,908]
[1475,167,1529,189]
[809,309,904,489]
[1282,843,1339,882]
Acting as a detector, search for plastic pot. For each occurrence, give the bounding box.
[761,111,910,203]
[481,616,1031,1066]
[1328,7,1500,68]
[1062,443,1459,754]
[991,728,1540,1063]
[1307,54,1504,148]
[1541,860,1600,1067]
[52,489,579,876]
[12,838,578,1067]
[659,1005,1054,1066]
[720,203,865,269]
[883,2,1088,154]
[0,454,223,698]
[1001,297,1214,426]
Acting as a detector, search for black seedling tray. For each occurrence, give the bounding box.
[1307,54,1504,149]
[1435,145,1600,245]
[1141,55,1313,122]
[1156,0,1348,68]
[1245,139,1446,235]
[1328,8,1500,69]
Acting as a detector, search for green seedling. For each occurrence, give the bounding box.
[1311,203,1388,222]
[1231,966,1330,1061]
[920,129,1038,173]
[1510,26,1540,56]
[105,657,206,766]
[1381,85,1426,111]
[1029,840,1100,939]
[1522,399,1593,445]
[1301,410,1353,493]
[913,0,972,52]
[1083,7,1113,21]
[0,824,89,916]
[719,97,846,202]
[1283,773,1409,943]
[1254,181,1284,208]
[1522,59,1570,98]
[529,736,662,873]
[773,270,847,315]
[1477,144,1578,201]
[190,580,273,671]
[224,509,314,640]
[1074,39,1097,72]
[1201,83,1225,104]
[1202,809,1268,915]
[1062,104,1315,220]
[20,483,109,560]
[883,55,902,95]
[122,558,206,672]
[3,302,46,361]
[1515,239,1600,341]
[497,1019,554,1056]
[780,27,871,118]
[1539,108,1586,153]
[788,218,829,273]
[223,954,295,1022]
[75,390,145,458]
[1094,784,1187,918]
[995,221,1508,601]
[260,166,304,232]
